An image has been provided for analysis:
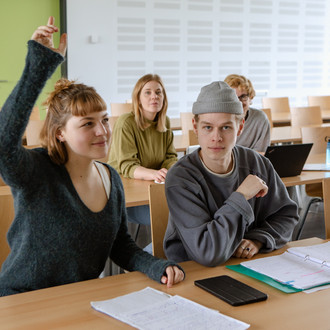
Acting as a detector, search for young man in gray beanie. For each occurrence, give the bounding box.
[163,81,298,266]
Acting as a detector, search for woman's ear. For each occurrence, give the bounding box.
[56,128,65,142]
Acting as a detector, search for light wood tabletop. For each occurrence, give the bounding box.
[0,237,327,329]
[120,176,153,207]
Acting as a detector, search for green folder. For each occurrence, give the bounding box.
[226,264,302,294]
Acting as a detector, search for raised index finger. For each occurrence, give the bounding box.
[47,16,54,26]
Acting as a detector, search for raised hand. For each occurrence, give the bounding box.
[31,16,67,57]
[236,174,268,200]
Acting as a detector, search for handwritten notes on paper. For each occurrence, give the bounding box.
[91,287,249,330]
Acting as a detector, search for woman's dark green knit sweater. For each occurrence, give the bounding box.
[0,40,180,296]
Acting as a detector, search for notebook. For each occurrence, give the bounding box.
[228,242,330,291]
[264,143,313,177]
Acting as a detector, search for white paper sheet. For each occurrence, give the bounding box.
[241,252,330,290]
[91,287,249,330]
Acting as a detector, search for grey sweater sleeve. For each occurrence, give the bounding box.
[164,150,298,267]
[165,177,256,266]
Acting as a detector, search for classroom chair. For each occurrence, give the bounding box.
[110,103,132,116]
[30,106,41,121]
[0,190,15,268]
[25,120,45,146]
[148,183,168,259]
[262,96,290,114]
[296,125,330,239]
[109,116,119,131]
[261,108,273,129]
[180,112,194,135]
[188,129,199,146]
[308,95,330,111]
[290,106,322,128]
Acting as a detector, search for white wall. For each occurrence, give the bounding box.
[67,0,330,116]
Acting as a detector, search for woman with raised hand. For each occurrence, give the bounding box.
[0,17,184,297]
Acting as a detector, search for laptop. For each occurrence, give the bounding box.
[264,143,313,177]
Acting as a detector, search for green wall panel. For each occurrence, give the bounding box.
[0,0,61,119]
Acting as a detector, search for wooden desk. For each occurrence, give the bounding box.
[120,176,152,207]
[0,237,327,329]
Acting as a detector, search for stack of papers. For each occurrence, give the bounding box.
[91,287,249,329]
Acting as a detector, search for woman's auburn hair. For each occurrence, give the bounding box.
[224,74,256,100]
[131,73,168,132]
[39,78,107,165]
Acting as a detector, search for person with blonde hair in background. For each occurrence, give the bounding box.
[109,74,177,234]
[225,74,270,152]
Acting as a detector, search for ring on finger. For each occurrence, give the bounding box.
[245,247,250,252]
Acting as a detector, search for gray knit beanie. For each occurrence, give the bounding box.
[192,81,243,115]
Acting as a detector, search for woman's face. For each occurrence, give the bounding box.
[57,110,111,161]
[139,80,164,121]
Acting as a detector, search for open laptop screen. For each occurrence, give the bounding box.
[264,143,313,177]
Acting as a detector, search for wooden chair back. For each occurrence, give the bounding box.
[26,120,44,146]
[30,106,40,121]
[188,129,199,146]
[261,108,273,129]
[180,112,194,136]
[148,183,168,259]
[308,95,330,111]
[301,125,330,155]
[262,97,290,114]
[110,103,132,116]
[0,188,14,268]
[290,106,322,127]
[109,116,119,131]
[0,175,6,186]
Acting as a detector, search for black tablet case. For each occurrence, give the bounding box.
[194,275,267,306]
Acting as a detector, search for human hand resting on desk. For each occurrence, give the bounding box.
[161,266,184,288]
[236,174,268,200]
[134,167,168,183]
[31,16,67,57]
[233,239,263,259]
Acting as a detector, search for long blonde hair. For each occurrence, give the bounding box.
[131,74,168,132]
[40,78,107,165]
